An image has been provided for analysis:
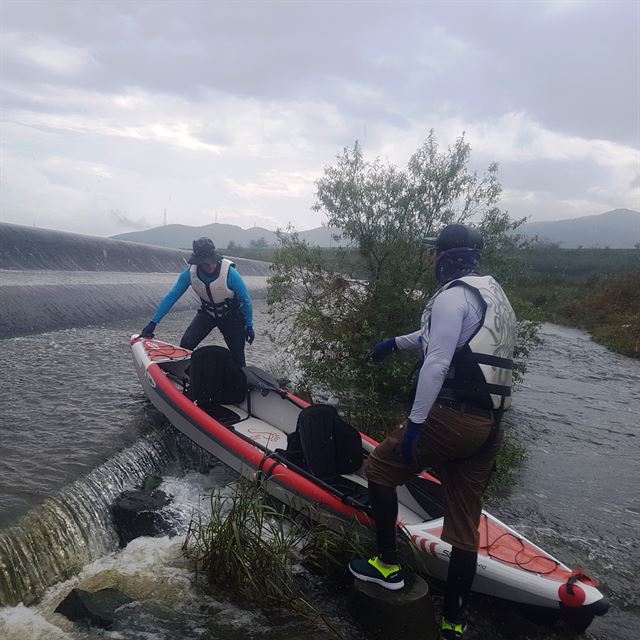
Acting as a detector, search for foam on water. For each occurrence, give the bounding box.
[0,466,334,640]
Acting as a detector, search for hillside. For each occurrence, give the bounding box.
[519,208,640,248]
[112,222,347,249]
[112,222,278,249]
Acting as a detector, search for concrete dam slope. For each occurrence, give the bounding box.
[0,222,272,275]
[0,224,271,338]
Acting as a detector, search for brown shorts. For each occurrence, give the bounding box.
[365,403,503,552]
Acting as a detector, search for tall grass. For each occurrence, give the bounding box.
[184,478,439,639]
[183,480,349,637]
[184,481,311,613]
[185,478,434,590]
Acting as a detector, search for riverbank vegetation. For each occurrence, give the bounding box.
[183,481,374,637]
[184,483,314,617]
[224,242,639,360]
[510,246,640,358]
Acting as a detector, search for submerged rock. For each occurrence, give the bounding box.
[54,587,133,629]
[111,488,175,546]
[138,474,163,492]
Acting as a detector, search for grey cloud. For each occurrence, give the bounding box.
[420,2,638,146]
[2,1,638,235]
[4,2,636,146]
[498,158,608,200]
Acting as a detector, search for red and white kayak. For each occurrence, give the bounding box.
[130,336,609,631]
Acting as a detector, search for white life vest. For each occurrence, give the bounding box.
[420,275,516,411]
[189,260,239,318]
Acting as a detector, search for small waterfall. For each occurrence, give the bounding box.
[0,432,176,607]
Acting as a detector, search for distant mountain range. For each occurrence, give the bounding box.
[112,222,344,249]
[112,208,640,249]
[517,209,640,248]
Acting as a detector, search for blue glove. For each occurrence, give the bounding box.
[401,420,422,467]
[369,338,397,363]
[140,321,157,338]
[246,326,255,344]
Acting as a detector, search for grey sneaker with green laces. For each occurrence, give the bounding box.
[441,618,466,639]
[348,556,405,590]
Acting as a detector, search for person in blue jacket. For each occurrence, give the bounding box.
[140,237,254,366]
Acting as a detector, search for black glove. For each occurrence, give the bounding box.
[246,326,255,344]
[369,338,397,363]
[140,321,157,338]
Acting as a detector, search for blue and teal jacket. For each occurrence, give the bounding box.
[151,266,253,326]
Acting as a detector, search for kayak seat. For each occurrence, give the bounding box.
[188,346,247,412]
[281,404,363,480]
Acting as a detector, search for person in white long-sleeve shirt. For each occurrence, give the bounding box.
[396,284,486,425]
[349,224,517,640]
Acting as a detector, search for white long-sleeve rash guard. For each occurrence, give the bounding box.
[395,285,484,424]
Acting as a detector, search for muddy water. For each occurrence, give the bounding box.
[0,309,638,639]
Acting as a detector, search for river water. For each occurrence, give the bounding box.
[0,304,638,639]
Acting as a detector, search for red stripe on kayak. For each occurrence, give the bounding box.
[285,392,310,408]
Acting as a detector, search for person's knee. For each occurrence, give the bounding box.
[366,466,405,490]
[450,546,478,566]
[364,456,385,484]
[180,336,196,349]
[180,329,200,350]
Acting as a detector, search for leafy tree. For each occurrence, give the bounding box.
[250,237,269,248]
[268,132,535,437]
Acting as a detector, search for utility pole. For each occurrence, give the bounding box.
[163,208,167,226]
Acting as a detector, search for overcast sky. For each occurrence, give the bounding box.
[1,1,638,237]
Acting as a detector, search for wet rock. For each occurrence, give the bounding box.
[111,488,175,546]
[347,573,438,640]
[139,474,163,492]
[54,587,133,629]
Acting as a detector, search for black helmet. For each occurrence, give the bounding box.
[422,224,484,252]
[187,237,220,265]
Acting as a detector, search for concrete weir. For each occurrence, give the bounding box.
[0,223,271,338]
